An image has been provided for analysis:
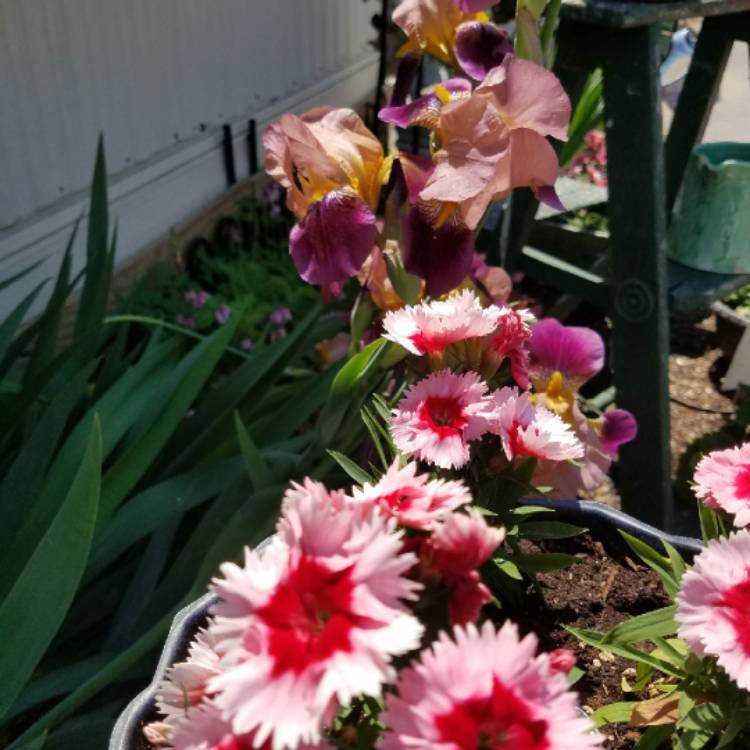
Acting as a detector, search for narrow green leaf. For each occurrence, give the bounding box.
[104,522,178,648]
[632,725,674,749]
[158,304,321,474]
[0,417,101,721]
[13,731,48,750]
[25,218,79,381]
[0,280,48,365]
[6,606,177,749]
[99,317,238,520]
[567,627,685,679]
[601,605,678,645]
[318,339,387,445]
[0,340,178,594]
[73,137,110,359]
[0,257,47,294]
[327,450,374,486]
[247,362,340,444]
[5,655,111,722]
[235,412,273,490]
[620,532,679,598]
[0,362,94,551]
[85,457,243,582]
[511,552,579,573]
[360,406,389,470]
[519,520,586,540]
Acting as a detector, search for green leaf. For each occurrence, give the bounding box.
[0,417,101,721]
[620,531,679,598]
[494,558,523,581]
[317,339,387,446]
[0,257,47,295]
[73,137,111,361]
[510,552,579,573]
[0,339,179,594]
[25,219,79,381]
[632,725,674,749]
[248,362,340,444]
[235,412,273,490]
[5,655,112,722]
[601,605,678,645]
[99,316,238,521]
[85,458,243,582]
[591,700,634,727]
[158,304,321,474]
[567,627,685,679]
[13,731,48,750]
[6,606,178,749]
[327,450,374,486]
[698,502,725,543]
[0,362,95,552]
[518,520,586,540]
[678,702,723,732]
[0,280,48,365]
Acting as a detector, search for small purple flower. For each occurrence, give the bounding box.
[176,314,195,329]
[240,337,255,352]
[184,289,209,309]
[215,304,231,325]
[269,307,292,326]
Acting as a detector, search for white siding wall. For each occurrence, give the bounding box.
[0,0,380,317]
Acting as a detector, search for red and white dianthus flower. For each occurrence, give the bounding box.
[380,621,602,750]
[350,459,472,530]
[489,387,583,462]
[152,628,222,736]
[170,702,332,750]
[693,443,750,528]
[676,529,750,690]
[382,289,500,356]
[207,487,423,750]
[390,370,494,469]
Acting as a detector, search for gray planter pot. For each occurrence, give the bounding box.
[109,503,702,749]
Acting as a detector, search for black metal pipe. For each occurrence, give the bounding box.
[222,123,237,186]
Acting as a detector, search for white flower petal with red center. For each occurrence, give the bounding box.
[207,491,423,750]
[381,621,602,750]
[677,530,750,690]
[390,371,494,469]
[382,289,501,356]
[694,443,750,527]
[156,628,222,728]
[489,387,583,462]
[350,460,472,530]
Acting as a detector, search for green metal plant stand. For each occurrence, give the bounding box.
[499,0,750,530]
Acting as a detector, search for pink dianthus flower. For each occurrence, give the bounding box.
[693,443,750,528]
[489,387,584,462]
[390,371,494,469]
[207,486,423,750]
[382,289,501,356]
[676,529,750,690]
[380,621,602,750]
[350,459,472,530]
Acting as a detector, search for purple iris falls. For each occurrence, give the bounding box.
[289,189,376,293]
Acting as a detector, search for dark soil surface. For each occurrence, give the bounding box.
[507,533,672,750]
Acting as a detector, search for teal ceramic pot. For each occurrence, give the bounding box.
[669,142,750,274]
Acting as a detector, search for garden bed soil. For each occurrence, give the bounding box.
[510,533,672,750]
